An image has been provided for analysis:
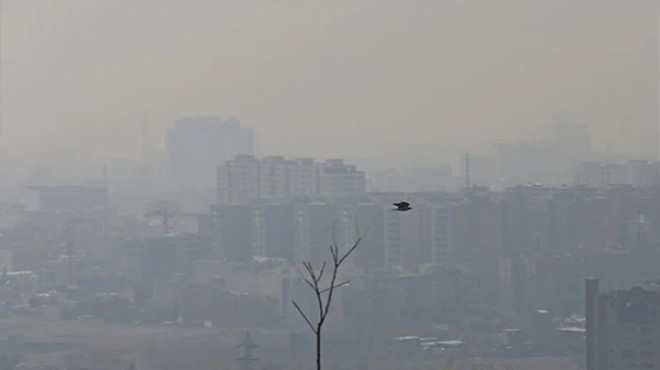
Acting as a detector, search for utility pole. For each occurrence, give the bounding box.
[237,332,258,370]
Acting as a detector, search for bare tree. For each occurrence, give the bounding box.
[292,225,367,370]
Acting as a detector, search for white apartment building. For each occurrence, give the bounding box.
[289,158,320,199]
[258,156,290,200]
[217,155,259,205]
[319,159,366,199]
[217,156,365,205]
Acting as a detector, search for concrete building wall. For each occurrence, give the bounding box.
[220,155,259,205]
[258,156,290,200]
[586,279,660,370]
[218,156,364,205]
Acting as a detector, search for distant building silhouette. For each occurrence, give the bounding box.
[552,112,592,161]
[167,116,256,189]
[26,185,107,212]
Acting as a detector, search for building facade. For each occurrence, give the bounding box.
[218,156,365,205]
[586,279,660,370]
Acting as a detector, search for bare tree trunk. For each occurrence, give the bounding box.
[292,222,370,370]
[316,326,322,370]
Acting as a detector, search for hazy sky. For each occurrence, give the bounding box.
[1,0,658,164]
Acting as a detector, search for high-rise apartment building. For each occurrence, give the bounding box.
[218,155,260,205]
[383,200,433,270]
[289,158,320,199]
[292,201,347,265]
[218,156,365,205]
[258,156,291,200]
[586,278,660,370]
[319,159,366,199]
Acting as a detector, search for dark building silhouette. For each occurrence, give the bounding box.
[261,203,295,260]
[126,234,209,286]
[586,278,660,370]
[352,203,386,271]
[214,205,254,262]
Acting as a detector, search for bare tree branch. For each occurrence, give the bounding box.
[338,242,357,266]
[291,217,368,370]
[320,279,352,294]
[294,264,317,292]
[292,300,316,334]
[317,262,327,284]
[303,262,318,285]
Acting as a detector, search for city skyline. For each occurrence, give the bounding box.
[0,1,657,163]
[0,0,658,368]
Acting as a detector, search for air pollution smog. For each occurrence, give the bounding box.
[0,1,658,369]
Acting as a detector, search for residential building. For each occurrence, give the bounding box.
[343,265,477,333]
[218,155,260,205]
[293,201,347,265]
[430,200,451,264]
[384,199,433,270]
[351,203,387,272]
[627,160,660,188]
[213,204,255,262]
[289,158,319,198]
[124,234,210,286]
[260,202,296,260]
[218,156,365,205]
[258,156,290,200]
[586,279,660,370]
[574,162,628,187]
[319,159,366,199]
[26,185,107,212]
[502,185,551,255]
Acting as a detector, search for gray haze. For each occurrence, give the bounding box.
[1,0,657,164]
[2,2,660,369]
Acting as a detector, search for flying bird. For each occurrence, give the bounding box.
[393,201,412,212]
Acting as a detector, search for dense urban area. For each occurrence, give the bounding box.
[0,115,658,369]
[2,0,658,368]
